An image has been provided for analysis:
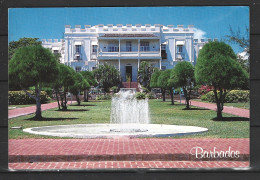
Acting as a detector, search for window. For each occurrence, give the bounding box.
[126,41,132,52]
[75,45,81,53]
[92,67,97,71]
[161,44,166,50]
[53,50,59,55]
[161,66,166,70]
[140,42,150,51]
[92,45,97,53]
[108,42,119,52]
[75,55,81,60]
[75,66,81,72]
[177,45,183,53]
[161,44,167,59]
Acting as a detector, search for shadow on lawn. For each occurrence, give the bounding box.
[54,109,89,112]
[212,117,249,121]
[70,104,96,106]
[26,117,79,121]
[182,107,209,111]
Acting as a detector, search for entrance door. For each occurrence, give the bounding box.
[125,66,132,82]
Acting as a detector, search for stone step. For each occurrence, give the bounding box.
[8,153,249,163]
[9,161,249,169]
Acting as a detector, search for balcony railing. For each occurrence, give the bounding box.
[98,51,160,59]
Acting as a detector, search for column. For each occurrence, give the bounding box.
[118,58,121,72]
[119,39,121,57]
[138,39,140,70]
[159,58,162,70]
[138,39,140,55]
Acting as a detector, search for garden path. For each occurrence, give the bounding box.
[8,101,76,119]
[178,100,249,118]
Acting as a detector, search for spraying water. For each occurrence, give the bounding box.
[110,88,150,132]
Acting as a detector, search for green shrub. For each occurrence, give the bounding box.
[146,93,155,99]
[96,94,112,100]
[29,87,53,97]
[111,86,119,93]
[136,92,146,100]
[9,91,50,105]
[201,90,249,103]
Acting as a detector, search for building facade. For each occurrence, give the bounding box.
[42,24,209,82]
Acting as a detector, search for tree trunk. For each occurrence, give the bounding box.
[170,89,174,105]
[86,90,89,102]
[84,90,87,102]
[35,85,42,119]
[183,88,190,109]
[76,95,81,105]
[55,90,61,110]
[213,88,223,120]
[162,89,166,102]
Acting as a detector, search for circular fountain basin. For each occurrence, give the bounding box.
[23,124,208,138]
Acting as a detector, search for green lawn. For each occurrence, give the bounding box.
[8,99,249,139]
[192,99,250,109]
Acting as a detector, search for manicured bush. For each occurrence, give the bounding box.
[201,90,249,103]
[198,85,213,95]
[96,94,112,100]
[29,87,53,97]
[135,92,146,100]
[9,91,50,105]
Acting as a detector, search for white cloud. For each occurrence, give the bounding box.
[193,28,206,39]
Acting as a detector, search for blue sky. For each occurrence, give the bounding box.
[9,7,249,53]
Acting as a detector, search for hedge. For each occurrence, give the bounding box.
[201,90,249,103]
[96,94,112,100]
[9,91,50,105]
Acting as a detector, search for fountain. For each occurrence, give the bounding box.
[110,88,149,132]
[23,88,208,138]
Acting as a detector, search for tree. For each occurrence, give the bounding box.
[195,41,248,120]
[69,72,90,105]
[93,63,121,93]
[171,61,194,109]
[52,64,75,110]
[80,71,98,102]
[226,26,249,72]
[9,45,59,119]
[8,37,42,61]
[150,70,161,88]
[157,70,173,103]
[138,61,157,90]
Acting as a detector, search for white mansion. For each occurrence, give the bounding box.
[42,24,211,82]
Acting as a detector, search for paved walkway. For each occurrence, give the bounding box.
[178,100,249,118]
[9,138,249,169]
[8,101,75,119]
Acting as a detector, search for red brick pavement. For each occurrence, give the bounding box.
[178,100,249,118]
[8,101,76,119]
[9,138,249,169]
[9,161,249,169]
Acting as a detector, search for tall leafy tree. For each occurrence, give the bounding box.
[69,72,90,105]
[171,61,194,109]
[158,70,175,104]
[93,63,121,93]
[226,26,249,72]
[80,71,98,102]
[9,45,59,119]
[138,61,156,90]
[195,41,248,120]
[8,37,42,61]
[53,64,75,110]
[150,70,161,88]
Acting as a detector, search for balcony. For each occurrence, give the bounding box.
[176,53,185,60]
[98,51,160,59]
